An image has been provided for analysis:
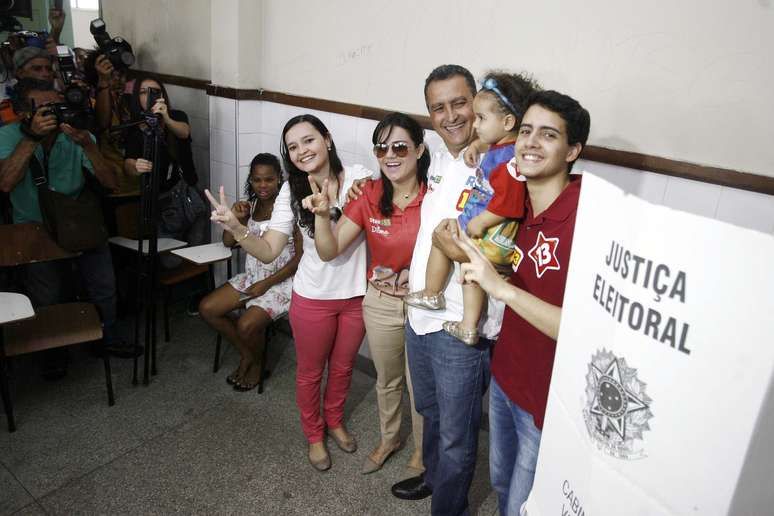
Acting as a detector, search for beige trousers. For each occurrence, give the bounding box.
[362,285,423,455]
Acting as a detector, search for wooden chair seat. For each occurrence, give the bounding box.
[4,303,102,356]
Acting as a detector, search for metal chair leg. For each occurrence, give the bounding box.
[213,334,222,373]
[163,286,171,343]
[0,338,16,432]
[101,339,115,406]
[258,324,273,394]
[0,369,15,432]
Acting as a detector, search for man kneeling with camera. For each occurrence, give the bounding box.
[0,78,138,379]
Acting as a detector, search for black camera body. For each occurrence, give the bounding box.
[89,18,134,71]
[145,87,162,113]
[7,30,49,50]
[56,45,78,85]
[41,101,94,131]
[53,45,92,126]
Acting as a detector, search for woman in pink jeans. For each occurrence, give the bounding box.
[206,114,373,471]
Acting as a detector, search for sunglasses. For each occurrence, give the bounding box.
[373,142,410,159]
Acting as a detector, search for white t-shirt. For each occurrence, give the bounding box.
[407,145,504,339]
[269,164,373,300]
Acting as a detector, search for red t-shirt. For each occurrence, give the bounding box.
[344,179,426,297]
[485,142,525,219]
[492,176,582,430]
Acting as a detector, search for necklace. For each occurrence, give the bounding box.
[400,185,419,201]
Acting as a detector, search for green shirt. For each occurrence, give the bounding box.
[0,123,95,224]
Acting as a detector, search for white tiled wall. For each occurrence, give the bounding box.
[576,159,774,234]
[165,84,210,193]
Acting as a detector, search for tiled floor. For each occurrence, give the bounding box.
[1,306,497,515]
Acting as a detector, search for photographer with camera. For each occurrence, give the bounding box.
[0,47,54,125]
[124,74,206,274]
[0,78,138,378]
[80,51,136,194]
[13,46,54,82]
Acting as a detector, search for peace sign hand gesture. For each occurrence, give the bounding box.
[301,176,331,218]
[455,222,509,301]
[204,186,243,234]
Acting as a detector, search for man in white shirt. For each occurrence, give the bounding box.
[391,64,501,516]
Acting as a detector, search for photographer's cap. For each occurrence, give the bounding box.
[13,47,51,70]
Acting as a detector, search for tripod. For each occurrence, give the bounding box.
[113,113,164,385]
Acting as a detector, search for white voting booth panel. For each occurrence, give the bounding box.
[523,173,774,516]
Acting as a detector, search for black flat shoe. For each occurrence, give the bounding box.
[391,474,432,500]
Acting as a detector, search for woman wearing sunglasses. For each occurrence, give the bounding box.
[302,112,429,477]
[206,114,373,471]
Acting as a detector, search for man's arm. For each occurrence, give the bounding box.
[0,109,58,192]
[94,56,114,131]
[48,8,65,44]
[0,138,39,192]
[497,282,562,340]
[431,218,469,263]
[60,124,118,191]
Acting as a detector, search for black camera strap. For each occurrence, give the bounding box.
[28,146,77,190]
[28,152,48,188]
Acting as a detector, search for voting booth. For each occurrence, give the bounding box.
[523,173,774,516]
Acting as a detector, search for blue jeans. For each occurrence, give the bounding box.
[405,324,491,516]
[489,376,542,516]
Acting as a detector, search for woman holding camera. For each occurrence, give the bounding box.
[123,74,206,265]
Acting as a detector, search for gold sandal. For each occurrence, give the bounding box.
[443,321,479,346]
[404,291,446,311]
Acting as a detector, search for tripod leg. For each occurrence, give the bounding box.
[143,255,152,386]
[150,257,158,376]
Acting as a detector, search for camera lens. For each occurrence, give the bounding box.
[120,51,134,67]
[65,87,85,106]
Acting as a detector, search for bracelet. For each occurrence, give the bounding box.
[233,227,250,243]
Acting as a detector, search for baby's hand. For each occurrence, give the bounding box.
[463,145,480,168]
[465,216,487,239]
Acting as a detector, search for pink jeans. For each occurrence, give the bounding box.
[289,291,366,443]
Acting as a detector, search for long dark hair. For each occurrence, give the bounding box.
[372,112,430,218]
[243,153,283,203]
[128,74,180,159]
[280,114,344,237]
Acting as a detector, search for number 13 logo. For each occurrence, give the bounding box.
[528,231,560,278]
